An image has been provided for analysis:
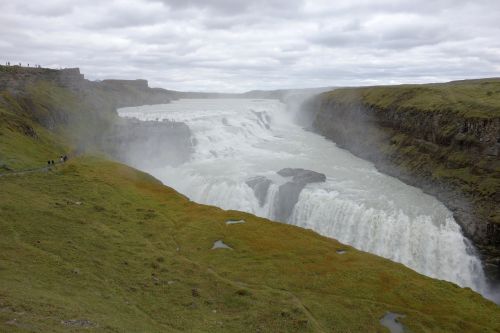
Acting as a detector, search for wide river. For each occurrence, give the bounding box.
[119,98,492,300]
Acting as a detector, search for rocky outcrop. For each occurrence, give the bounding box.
[0,66,85,93]
[245,168,327,221]
[274,168,326,221]
[301,80,500,281]
[246,176,272,206]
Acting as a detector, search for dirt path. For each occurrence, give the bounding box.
[0,161,65,178]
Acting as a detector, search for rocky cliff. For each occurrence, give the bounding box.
[301,79,500,281]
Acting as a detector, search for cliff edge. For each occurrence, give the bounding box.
[302,79,500,280]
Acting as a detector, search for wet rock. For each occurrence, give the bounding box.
[274,168,326,221]
[277,168,326,183]
[274,182,304,221]
[246,176,272,206]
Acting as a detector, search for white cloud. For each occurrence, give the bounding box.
[1,0,499,92]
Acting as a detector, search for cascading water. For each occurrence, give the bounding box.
[119,98,491,300]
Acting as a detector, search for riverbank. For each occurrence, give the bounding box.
[301,79,500,281]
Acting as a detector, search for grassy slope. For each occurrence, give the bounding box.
[1,78,499,332]
[0,95,64,171]
[324,78,500,118]
[1,157,499,333]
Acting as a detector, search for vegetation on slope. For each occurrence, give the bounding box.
[1,72,499,332]
[1,156,499,332]
[323,78,500,118]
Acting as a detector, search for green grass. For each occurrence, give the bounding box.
[0,102,66,171]
[323,78,500,118]
[1,72,499,332]
[1,156,499,333]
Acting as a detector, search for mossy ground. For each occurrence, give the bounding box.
[1,157,499,332]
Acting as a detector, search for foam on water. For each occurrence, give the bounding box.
[119,98,492,300]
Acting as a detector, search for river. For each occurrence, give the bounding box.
[118,98,491,300]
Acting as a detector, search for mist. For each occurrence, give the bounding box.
[116,97,498,302]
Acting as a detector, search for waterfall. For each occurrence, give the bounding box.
[119,98,491,300]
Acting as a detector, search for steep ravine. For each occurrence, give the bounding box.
[301,80,500,281]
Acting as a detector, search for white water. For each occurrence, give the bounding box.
[119,98,490,298]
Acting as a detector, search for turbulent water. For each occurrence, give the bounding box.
[119,98,490,299]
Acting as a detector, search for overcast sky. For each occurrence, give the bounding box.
[1,0,499,92]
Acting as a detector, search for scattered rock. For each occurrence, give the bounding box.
[226,219,246,225]
[211,240,232,250]
[380,312,405,333]
[62,319,97,328]
[336,249,347,254]
[71,268,80,275]
[167,280,175,285]
[191,288,200,297]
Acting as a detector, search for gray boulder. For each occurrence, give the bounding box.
[277,168,326,183]
[274,168,326,221]
[246,176,272,206]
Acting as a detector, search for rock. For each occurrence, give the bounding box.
[277,168,326,183]
[379,312,405,333]
[191,288,200,297]
[246,176,272,206]
[62,319,97,328]
[226,219,246,225]
[211,240,232,250]
[274,182,304,221]
[274,168,326,221]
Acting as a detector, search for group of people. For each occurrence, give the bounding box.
[47,155,68,167]
[4,62,42,68]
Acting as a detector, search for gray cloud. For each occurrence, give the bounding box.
[1,0,499,92]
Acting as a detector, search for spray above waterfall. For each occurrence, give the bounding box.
[119,98,494,301]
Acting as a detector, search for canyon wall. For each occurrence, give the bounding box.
[302,80,500,280]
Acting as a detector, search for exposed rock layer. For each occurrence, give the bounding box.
[301,80,500,280]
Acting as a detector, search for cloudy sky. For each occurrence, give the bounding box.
[1,0,499,92]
